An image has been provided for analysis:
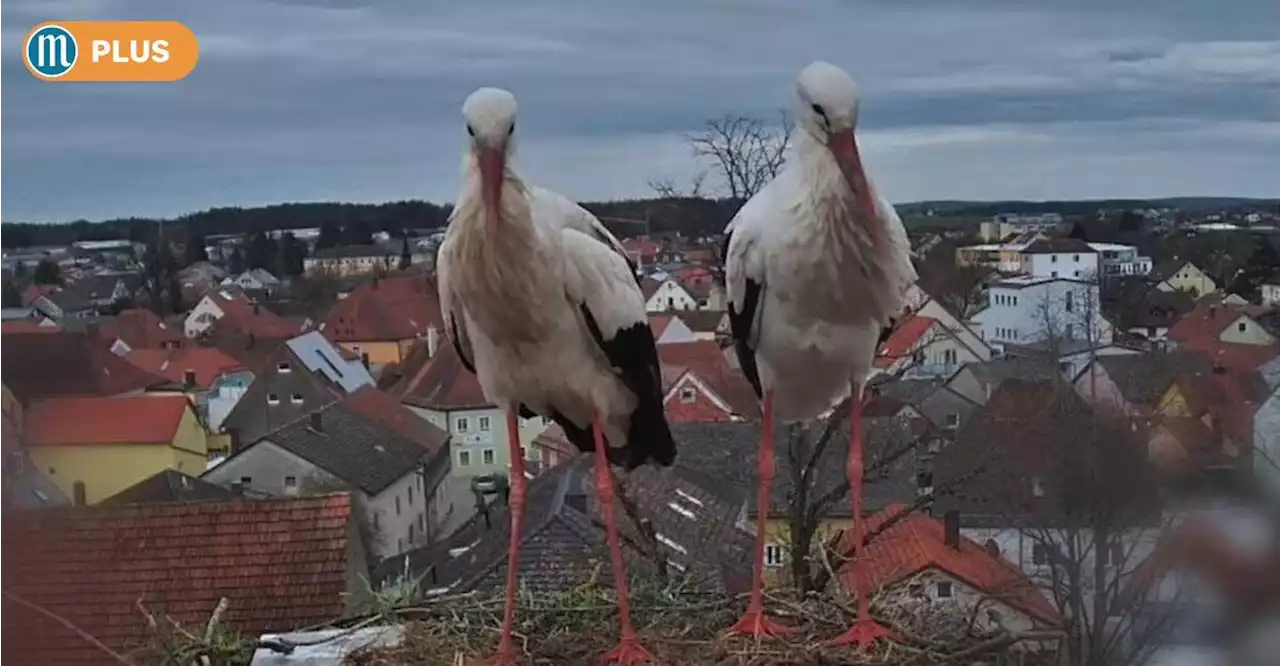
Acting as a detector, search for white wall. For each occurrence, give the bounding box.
[410,406,550,478]
[656,317,697,344]
[645,280,698,312]
[184,296,226,338]
[1261,284,1280,308]
[878,569,1046,635]
[201,440,430,560]
[973,279,1112,347]
[1022,252,1099,280]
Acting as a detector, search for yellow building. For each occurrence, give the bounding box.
[322,274,443,365]
[22,394,208,504]
[1152,260,1217,299]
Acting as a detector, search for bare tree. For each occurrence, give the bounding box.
[649,111,793,202]
[646,171,709,199]
[916,239,994,319]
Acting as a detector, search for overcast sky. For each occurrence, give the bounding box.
[3,0,1278,223]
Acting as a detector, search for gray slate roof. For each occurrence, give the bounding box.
[261,398,435,495]
[1096,351,1214,407]
[100,470,235,506]
[374,456,753,596]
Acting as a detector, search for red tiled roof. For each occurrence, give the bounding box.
[0,320,61,334]
[390,340,491,410]
[1,330,167,404]
[1,494,354,665]
[532,424,575,457]
[204,291,297,339]
[345,386,450,454]
[648,313,674,338]
[658,341,759,419]
[1172,367,1268,443]
[1173,340,1279,373]
[840,504,1061,626]
[23,395,192,447]
[639,277,663,300]
[875,315,938,367]
[124,348,245,389]
[323,275,442,342]
[1167,301,1270,348]
[21,283,61,306]
[96,308,185,349]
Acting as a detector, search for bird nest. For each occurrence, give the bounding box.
[346,578,1058,666]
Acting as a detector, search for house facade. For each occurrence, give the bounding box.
[1152,260,1216,298]
[321,275,443,366]
[971,276,1113,348]
[23,395,208,504]
[644,279,699,312]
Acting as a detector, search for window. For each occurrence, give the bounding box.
[240,476,252,485]
[1238,321,1247,333]
[1065,323,1074,340]
[916,471,933,488]
[482,449,495,465]
[456,417,469,432]
[395,496,401,515]
[372,512,379,529]
[1065,291,1074,312]
[1050,255,1057,263]
[943,348,957,365]
[408,486,414,506]
[1073,254,1080,262]
[945,413,960,429]
[478,416,491,432]
[936,582,953,598]
[909,583,925,597]
[1051,271,1058,278]
[284,476,297,489]
[1032,544,1048,565]
[72,481,86,506]
[418,513,425,530]
[291,393,304,405]
[397,538,403,553]
[764,544,785,568]
[679,387,697,403]
[459,450,471,466]
[267,393,280,405]
[409,523,415,543]
[277,362,291,373]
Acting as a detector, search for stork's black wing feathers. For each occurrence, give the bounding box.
[578,303,676,469]
[449,314,476,374]
[725,230,765,400]
[729,278,764,400]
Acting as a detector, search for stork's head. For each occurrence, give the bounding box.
[462,87,518,222]
[795,61,874,217]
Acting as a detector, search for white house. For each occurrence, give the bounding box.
[411,408,549,479]
[971,276,1113,349]
[222,269,282,293]
[1017,238,1100,280]
[202,399,453,560]
[184,290,237,338]
[1258,279,1280,308]
[1088,243,1152,279]
[644,279,699,312]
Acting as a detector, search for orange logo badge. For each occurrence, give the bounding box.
[24,21,199,82]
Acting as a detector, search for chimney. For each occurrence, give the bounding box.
[183,369,196,391]
[427,326,440,357]
[943,510,961,550]
[1208,304,1217,319]
[228,428,242,455]
[309,411,323,432]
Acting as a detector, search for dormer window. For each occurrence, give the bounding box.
[267,393,280,405]
[679,387,697,403]
[277,362,291,373]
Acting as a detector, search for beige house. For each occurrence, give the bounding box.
[1151,260,1216,299]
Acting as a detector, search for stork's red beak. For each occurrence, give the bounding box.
[828,129,877,221]
[478,145,505,236]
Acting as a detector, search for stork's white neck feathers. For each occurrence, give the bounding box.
[788,129,876,232]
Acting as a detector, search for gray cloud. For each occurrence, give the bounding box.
[2,0,1278,222]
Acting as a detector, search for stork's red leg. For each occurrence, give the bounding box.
[592,411,656,665]
[487,407,529,665]
[827,383,893,649]
[726,389,792,638]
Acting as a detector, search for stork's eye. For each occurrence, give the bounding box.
[466,124,475,137]
[811,103,826,117]
[508,123,515,136]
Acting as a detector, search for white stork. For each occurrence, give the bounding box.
[436,87,675,665]
[722,61,917,646]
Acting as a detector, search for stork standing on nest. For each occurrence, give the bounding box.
[436,87,675,665]
[722,61,917,646]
